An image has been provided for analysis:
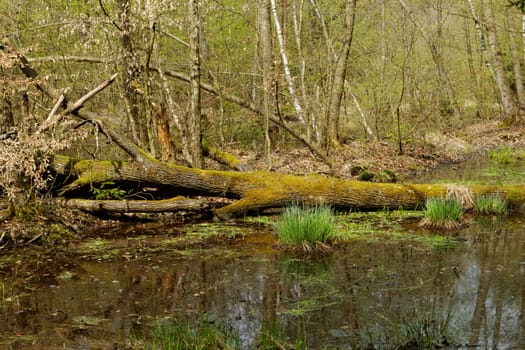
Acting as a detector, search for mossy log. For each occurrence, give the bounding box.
[51,155,525,218]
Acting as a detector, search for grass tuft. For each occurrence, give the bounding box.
[474,194,507,215]
[488,147,525,164]
[419,198,463,231]
[148,318,239,350]
[273,204,337,249]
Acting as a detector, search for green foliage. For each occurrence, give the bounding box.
[148,318,240,350]
[474,194,507,215]
[424,198,463,222]
[256,321,307,350]
[273,204,337,246]
[488,147,525,164]
[144,317,308,350]
[92,181,126,200]
[420,198,463,231]
[509,0,525,13]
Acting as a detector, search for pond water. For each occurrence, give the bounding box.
[1,153,525,349]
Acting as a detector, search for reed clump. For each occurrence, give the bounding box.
[273,204,337,254]
[474,194,507,215]
[419,198,464,231]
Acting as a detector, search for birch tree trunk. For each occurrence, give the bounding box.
[466,0,497,83]
[188,0,203,168]
[270,0,306,124]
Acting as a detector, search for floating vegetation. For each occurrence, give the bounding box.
[396,309,458,349]
[419,198,463,231]
[146,317,240,350]
[474,194,507,215]
[273,204,336,254]
[347,307,460,350]
[141,317,309,350]
[256,321,307,350]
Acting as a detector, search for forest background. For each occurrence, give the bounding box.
[1,0,525,211]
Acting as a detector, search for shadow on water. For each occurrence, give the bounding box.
[0,155,525,349]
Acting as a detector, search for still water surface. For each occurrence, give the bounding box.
[1,155,524,349]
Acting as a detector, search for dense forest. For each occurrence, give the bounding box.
[1,0,525,216]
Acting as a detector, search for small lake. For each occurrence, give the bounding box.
[1,153,524,349]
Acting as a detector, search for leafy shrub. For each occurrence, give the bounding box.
[92,181,127,200]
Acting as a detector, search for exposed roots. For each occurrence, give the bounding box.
[418,217,464,231]
[278,240,334,258]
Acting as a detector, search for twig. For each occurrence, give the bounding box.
[37,89,68,134]
[37,73,118,134]
[24,233,43,245]
[63,73,119,115]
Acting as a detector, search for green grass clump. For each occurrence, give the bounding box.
[488,147,525,164]
[474,194,507,215]
[148,318,239,350]
[273,205,337,247]
[419,198,463,231]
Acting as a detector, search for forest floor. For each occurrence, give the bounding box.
[241,119,525,181]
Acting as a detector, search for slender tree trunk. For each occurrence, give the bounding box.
[258,0,273,169]
[188,0,203,168]
[311,0,372,143]
[270,0,306,124]
[292,0,314,141]
[484,0,520,117]
[325,0,357,150]
[507,12,525,106]
[466,0,497,83]
[397,0,459,116]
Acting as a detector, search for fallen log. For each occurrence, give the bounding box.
[51,155,525,218]
[61,197,211,214]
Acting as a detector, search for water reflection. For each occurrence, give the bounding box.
[1,216,523,349]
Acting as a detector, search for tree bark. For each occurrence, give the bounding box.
[325,0,357,149]
[51,154,525,218]
[61,197,213,214]
[258,0,273,169]
[484,0,520,116]
[188,0,204,168]
[117,0,148,147]
[270,0,306,124]
[507,12,525,106]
